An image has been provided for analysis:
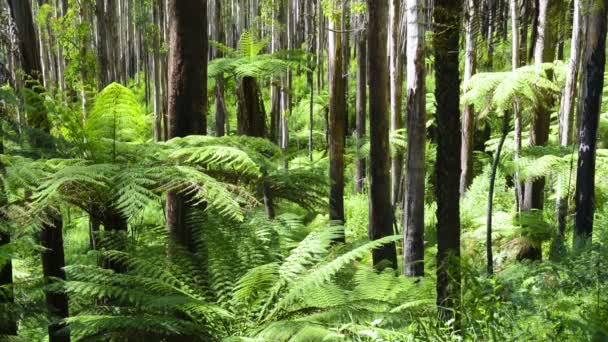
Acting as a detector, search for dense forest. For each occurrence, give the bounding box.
[1,0,608,340]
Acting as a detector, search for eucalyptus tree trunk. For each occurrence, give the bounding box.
[556,0,582,238]
[403,0,426,277]
[354,1,367,193]
[328,5,346,242]
[574,0,608,247]
[460,0,476,196]
[389,0,404,206]
[166,0,208,251]
[367,0,397,269]
[236,77,266,137]
[511,0,524,210]
[486,0,495,69]
[306,0,316,161]
[342,0,351,137]
[7,0,42,81]
[95,0,110,87]
[214,0,228,137]
[434,0,462,322]
[153,0,163,141]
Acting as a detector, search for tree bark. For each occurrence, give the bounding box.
[7,0,42,81]
[166,0,208,251]
[237,76,266,138]
[214,0,228,137]
[434,0,462,322]
[460,0,476,196]
[390,0,405,206]
[354,2,367,194]
[403,0,426,277]
[556,0,582,238]
[40,213,70,342]
[328,6,346,242]
[574,0,607,247]
[367,0,397,270]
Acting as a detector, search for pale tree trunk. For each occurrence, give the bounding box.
[389,0,404,206]
[354,1,367,193]
[403,0,426,277]
[556,0,582,238]
[328,5,346,242]
[460,0,476,196]
[368,0,397,270]
[306,0,316,161]
[511,0,524,210]
[573,0,607,247]
[153,0,163,141]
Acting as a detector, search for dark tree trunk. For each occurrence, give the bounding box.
[214,0,228,137]
[354,2,367,194]
[100,207,128,273]
[390,0,404,206]
[166,0,208,251]
[404,0,427,277]
[40,213,70,342]
[7,0,42,80]
[367,0,397,270]
[574,0,608,247]
[328,6,346,242]
[486,111,510,275]
[237,76,266,138]
[433,0,462,322]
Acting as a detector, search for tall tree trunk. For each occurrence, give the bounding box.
[328,4,346,242]
[153,0,163,141]
[354,2,367,193]
[403,0,426,277]
[214,0,228,137]
[306,0,316,161]
[166,0,208,251]
[460,0,476,196]
[573,0,607,247]
[7,0,42,81]
[434,0,462,322]
[96,0,110,87]
[512,0,524,211]
[367,0,397,269]
[390,0,404,206]
[556,0,582,238]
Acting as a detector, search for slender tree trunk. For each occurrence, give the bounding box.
[354,2,367,193]
[153,0,163,141]
[328,4,346,242]
[556,0,582,238]
[96,0,110,87]
[367,0,397,269]
[390,0,405,206]
[306,0,316,161]
[403,0,426,277]
[460,0,476,196]
[486,111,510,275]
[574,0,608,247]
[511,0,524,211]
[434,0,462,322]
[166,0,208,251]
